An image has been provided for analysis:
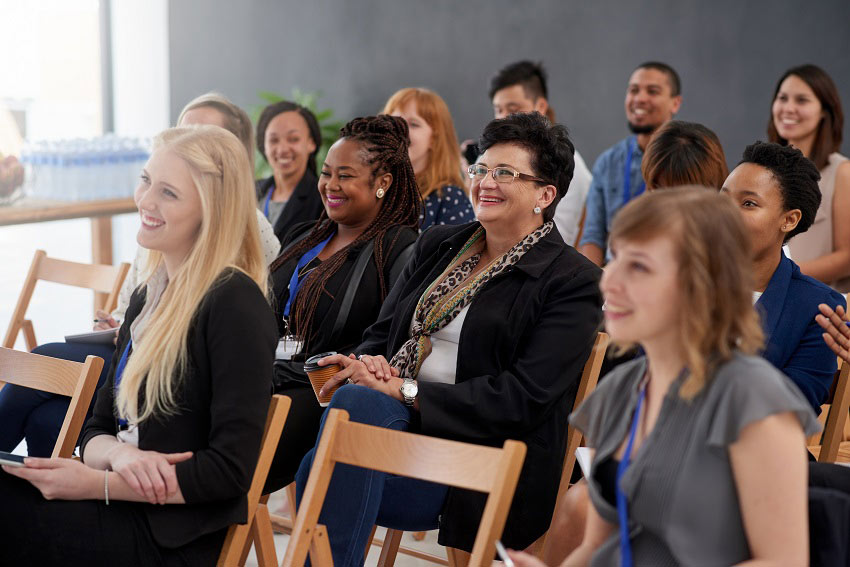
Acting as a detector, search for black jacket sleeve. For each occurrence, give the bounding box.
[174,274,276,503]
[416,263,602,441]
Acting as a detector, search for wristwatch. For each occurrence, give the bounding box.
[399,378,418,406]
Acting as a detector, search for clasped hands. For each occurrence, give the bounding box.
[317,353,403,401]
[1,443,191,505]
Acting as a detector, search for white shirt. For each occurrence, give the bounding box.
[416,305,470,385]
[553,150,592,247]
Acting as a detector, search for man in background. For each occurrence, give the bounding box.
[466,60,594,246]
[578,61,682,265]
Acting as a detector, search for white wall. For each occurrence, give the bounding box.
[110,0,170,137]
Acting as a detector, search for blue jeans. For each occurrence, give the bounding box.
[295,385,449,567]
[0,341,114,456]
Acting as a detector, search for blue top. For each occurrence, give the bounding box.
[757,252,847,413]
[578,136,646,252]
[419,185,475,232]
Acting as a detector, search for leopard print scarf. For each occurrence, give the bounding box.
[390,221,553,379]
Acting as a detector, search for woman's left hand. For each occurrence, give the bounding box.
[317,353,402,399]
[2,457,99,501]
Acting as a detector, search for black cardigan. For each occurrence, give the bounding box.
[80,270,277,549]
[358,222,603,551]
[271,223,418,357]
[255,170,324,243]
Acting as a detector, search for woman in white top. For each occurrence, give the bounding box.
[768,64,850,291]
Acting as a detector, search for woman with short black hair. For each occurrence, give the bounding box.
[293,112,603,563]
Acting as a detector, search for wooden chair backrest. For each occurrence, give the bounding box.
[217,394,291,567]
[0,347,103,458]
[283,409,527,567]
[809,362,850,463]
[2,249,131,350]
[537,331,609,559]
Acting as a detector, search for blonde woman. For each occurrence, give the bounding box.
[0,93,280,459]
[0,126,277,565]
[509,189,819,567]
[382,87,473,230]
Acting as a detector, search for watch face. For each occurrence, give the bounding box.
[401,381,418,398]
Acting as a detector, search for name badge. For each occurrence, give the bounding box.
[276,335,303,360]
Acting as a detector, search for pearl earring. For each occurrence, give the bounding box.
[782,224,787,231]
[533,206,542,214]
[376,187,385,199]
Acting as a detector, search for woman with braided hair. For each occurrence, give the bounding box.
[263,115,420,491]
[292,112,603,563]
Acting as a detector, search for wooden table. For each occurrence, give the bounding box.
[0,197,137,304]
[0,197,137,264]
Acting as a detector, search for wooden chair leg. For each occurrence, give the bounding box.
[286,482,298,521]
[250,502,278,567]
[447,547,471,567]
[22,320,36,352]
[376,528,403,567]
[309,524,334,567]
[364,524,379,561]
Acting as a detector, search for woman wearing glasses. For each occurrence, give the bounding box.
[293,112,603,563]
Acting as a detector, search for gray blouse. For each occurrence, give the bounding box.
[570,353,820,567]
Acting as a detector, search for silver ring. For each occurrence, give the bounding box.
[346,378,353,385]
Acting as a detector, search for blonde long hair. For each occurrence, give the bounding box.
[116,125,268,422]
[609,188,764,399]
[381,88,466,198]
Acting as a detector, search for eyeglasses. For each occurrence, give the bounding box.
[467,164,550,185]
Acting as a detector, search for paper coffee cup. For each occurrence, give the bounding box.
[304,352,343,407]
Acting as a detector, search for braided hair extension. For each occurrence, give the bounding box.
[270,115,422,348]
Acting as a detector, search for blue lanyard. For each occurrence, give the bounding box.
[616,379,647,567]
[263,185,274,219]
[622,137,646,206]
[113,338,133,427]
[284,233,335,318]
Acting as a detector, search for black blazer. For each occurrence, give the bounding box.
[80,270,277,549]
[271,223,418,358]
[358,222,603,551]
[255,170,324,243]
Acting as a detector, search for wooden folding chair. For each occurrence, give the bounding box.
[808,361,850,463]
[3,249,131,351]
[0,346,103,458]
[372,331,611,566]
[282,409,526,567]
[217,394,291,567]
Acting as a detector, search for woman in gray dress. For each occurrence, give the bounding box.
[510,188,819,567]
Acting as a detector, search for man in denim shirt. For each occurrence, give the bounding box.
[578,62,682,265]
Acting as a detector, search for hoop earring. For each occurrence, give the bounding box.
[533,206,542,214]
[376,187,385,199]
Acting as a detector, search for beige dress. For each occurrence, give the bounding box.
[788,152,850,292]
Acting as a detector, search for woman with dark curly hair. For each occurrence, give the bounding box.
[293,112,603,563]
[255,101,325,241]
[263,115,421,491]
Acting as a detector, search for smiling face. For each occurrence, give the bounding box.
[625,67,681,134]
[601,234,682,350]
[471,143,555,235]
[722,163,799,262]
[390,100,433,176]
[263,111,317,181]
[318,138,391,229]
[492,84,548,119]
[134,148,203,268]
[772,74,824,146]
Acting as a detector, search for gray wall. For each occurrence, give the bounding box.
[169,0,850,169]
